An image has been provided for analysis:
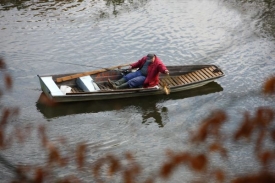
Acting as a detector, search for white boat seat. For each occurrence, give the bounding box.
[40,76,65,96]
[76,75,100,92]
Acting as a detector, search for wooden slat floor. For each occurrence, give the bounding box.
[158,66,223,88]
[70,66,223,93]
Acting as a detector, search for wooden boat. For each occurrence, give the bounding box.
[37,64,224,103]
[36,82,223,119]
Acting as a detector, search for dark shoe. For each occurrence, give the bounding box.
[116,82,128,89]
[115,77,127,86]
[108,79,117,89]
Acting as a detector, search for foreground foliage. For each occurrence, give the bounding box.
[1,57,275,182]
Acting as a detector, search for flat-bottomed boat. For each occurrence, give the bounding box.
[37,64,224,103]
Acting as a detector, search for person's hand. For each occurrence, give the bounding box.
[128,66,132,70]
[164,70,169,75]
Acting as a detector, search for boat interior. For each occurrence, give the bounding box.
[69,65,223,93]
[40,65,224,95]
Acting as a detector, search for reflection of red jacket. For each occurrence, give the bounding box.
[130,55,167,88]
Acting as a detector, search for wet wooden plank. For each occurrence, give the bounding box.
[208,66,220,77]
[177,76,187,84]
[159,79,165,87]
[168,77,178,86]
[193,70,207,80]
[98,83,111,90]
[201,68,213,78]
[186,73,198,81]
[169,77,179,85]
[180,75,192,83]
[71,88,77,93]
[210,66,223,76]
[162,78,173,87]
[160,78,168,86]
[162,78,171,86]
[190,72,203,81]
[71,87,82,93]
[183,73,194,82]
[197,70,209,79]
[203,67,216,77]
[184,75,194,83]
[196,71,206,80]
[173,76,185,85]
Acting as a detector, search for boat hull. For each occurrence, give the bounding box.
[38,65,224,102]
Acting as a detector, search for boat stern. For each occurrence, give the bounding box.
[37,75,65,100]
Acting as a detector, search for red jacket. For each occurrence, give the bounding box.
[130,55,167,88]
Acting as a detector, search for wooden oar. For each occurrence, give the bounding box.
[56,63,131,83]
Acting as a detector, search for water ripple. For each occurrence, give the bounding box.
[1,0,275,182]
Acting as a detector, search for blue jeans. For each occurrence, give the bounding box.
[124,70,146,88]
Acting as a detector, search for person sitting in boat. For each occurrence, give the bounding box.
[108,53,169,89]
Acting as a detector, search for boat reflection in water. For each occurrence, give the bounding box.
[36,82,223,127]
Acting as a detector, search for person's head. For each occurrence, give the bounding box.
[146,53,156,62]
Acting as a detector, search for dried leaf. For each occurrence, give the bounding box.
[232,172,275,183]
[34,168,44,183]
[263,76,275,94]
[76,143,87,169]
[57,175,82,183]
[209,110,227,136]
[1,108,10,126]
[47,143,60,165]
[5,73,12,90]
[255,130,265,152]
[126,165,141,182]
[208,143,228,158]
[125,152,134,161]
[0,129,4,147]
[191,111,227,143]
[234,112,254,141]
[257,150,273,166]
[123,169,132,183]
[172,152,190,164]
[209,142,222,152]
[190,154,207,172]
[93,160,104,178]
[0,57,6,69]
[213,169,225,183]
[193,123,208,142]
[271,130,275,142]
[57,157,68,167]
[254,107,274,127]
[107,155,121,176]
[160,162,173,178]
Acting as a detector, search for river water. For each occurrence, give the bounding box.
[1,0,275,182]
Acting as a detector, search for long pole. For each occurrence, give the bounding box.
[56,63,131,83]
